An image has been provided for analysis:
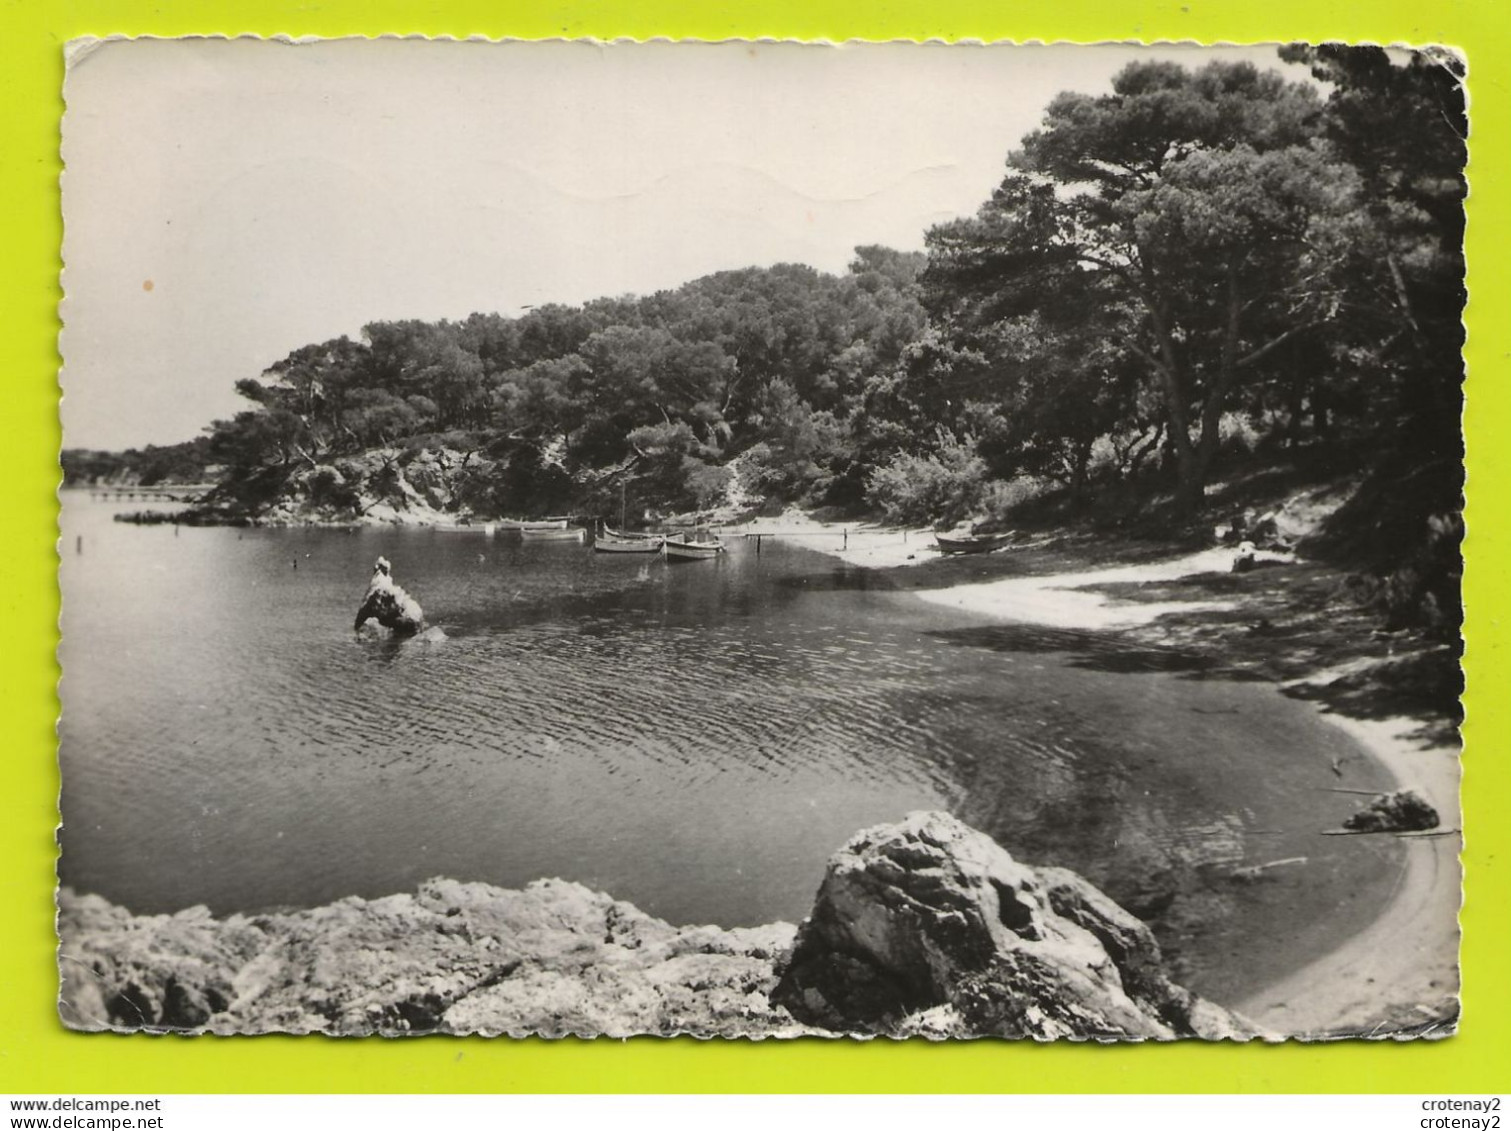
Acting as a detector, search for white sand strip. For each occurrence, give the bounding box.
[909,550,1240,629]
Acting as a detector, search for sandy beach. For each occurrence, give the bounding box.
[1238,713,1460,1036]
[745,511,1461,1038]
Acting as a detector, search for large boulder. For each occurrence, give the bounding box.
[771,811,1254,1040]
[1343,789,1440,833]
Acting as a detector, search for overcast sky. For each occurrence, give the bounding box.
[60,38,1305,450]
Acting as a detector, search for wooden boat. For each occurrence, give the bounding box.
[594,524,665,553]
[435,521,497,535]
[502,518,569,531]
[934,531,1015,555]
[520,525,585,543]
[663,532,725,561]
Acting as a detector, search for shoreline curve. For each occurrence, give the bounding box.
[748,514,1461,1037]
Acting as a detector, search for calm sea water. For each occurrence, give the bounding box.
[57,494,1401,1001]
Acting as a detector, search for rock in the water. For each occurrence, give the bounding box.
[1342,789,1440,833]
[771,811,1254,1040]
[353,556,425,636]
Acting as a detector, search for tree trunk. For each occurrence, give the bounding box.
[1182,267,1246,513]
[1127,420,1164,479]
[1143,302,1201,511]
[1285,361,1307,446]
[1068,438,1092,505]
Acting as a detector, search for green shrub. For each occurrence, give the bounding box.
[303,465,360,513]
[865,439,993,526]
[683,460,736,510]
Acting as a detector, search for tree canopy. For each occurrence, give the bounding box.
[89,48,1460,548]
[922,60,1380,508]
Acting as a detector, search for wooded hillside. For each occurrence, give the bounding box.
[68,47,1466,625]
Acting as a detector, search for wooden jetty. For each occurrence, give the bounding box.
[83,483,214,503]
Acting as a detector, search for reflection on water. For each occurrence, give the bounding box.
[57,495,1401,1001]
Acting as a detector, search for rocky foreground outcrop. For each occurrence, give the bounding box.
[59,878,797,1037]
[59,812,1252,1039]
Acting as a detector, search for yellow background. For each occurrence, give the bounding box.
[2,0,1506,1094]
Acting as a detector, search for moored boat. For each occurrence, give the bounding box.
[520,525,585,542]
[934,531,1015,555]
[435,521,497,535]
[663,532,724,561]
[502,518,570,531]
[594,524,665,553]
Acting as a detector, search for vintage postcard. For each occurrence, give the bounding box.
[56,38,1464,1039]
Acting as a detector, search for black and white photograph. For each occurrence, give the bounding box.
[56,38,1465,1040]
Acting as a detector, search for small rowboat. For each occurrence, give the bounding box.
[435,521,497,535]
[594,525,665,554]
[935,531,1015,555]
[520,525,585,543]
[664,532,725,561]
